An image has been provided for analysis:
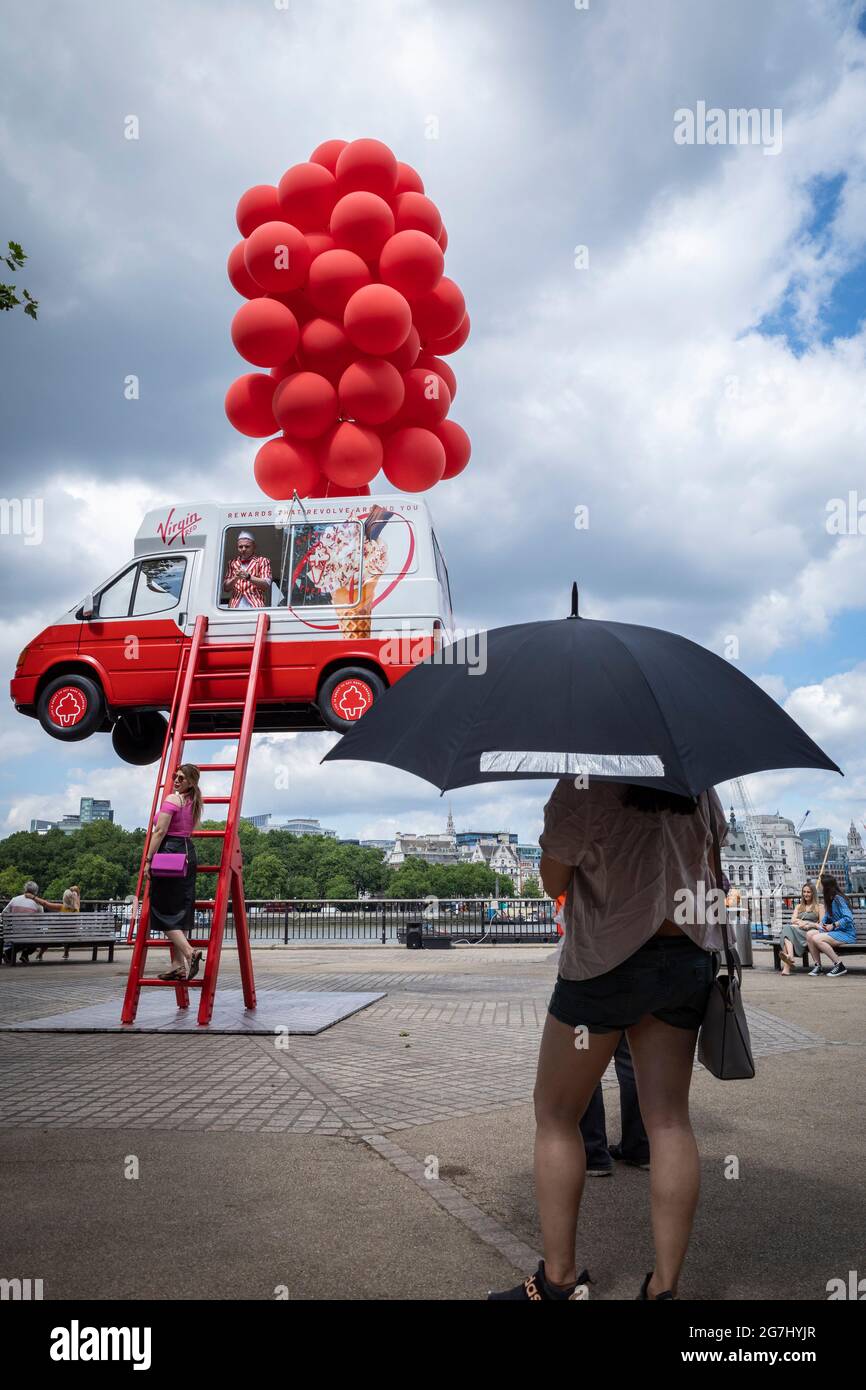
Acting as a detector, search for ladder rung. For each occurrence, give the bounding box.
[194,900,216,908]
[142,936,212,947]
[189,701,245,711]
[193,829,225,837]
[200,641,256,651]
[187,763,238,771]
[196,865,222,872]
[139,978,203,988]
[193,669,250,678]
[202,797,231,804]
[181,732,240,742]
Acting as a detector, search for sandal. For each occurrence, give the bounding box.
[187,950,203,981]
[157,967,187,982]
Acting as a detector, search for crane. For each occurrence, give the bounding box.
[731,776,772,900]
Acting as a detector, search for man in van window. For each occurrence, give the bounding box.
[222,531,272,609]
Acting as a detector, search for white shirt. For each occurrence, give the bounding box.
[3,894,43,914]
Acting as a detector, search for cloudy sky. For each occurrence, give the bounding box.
[1,0,865,849]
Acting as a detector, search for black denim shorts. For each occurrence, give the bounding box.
[548,936,716,1035]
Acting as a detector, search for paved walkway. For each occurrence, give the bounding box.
[0,945,862,1299]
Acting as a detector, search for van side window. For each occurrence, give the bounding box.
[96,565,137,619]
[289,522,362,606]
[132,557,187,614]
[432,531,453,622]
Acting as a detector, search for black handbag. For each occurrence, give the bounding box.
[697,821,756,1080]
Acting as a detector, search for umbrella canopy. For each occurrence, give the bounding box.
[322,598,841,797]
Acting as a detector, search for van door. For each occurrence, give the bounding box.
[79,553,197,708]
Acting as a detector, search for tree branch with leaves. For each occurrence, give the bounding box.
[1,241,38,319]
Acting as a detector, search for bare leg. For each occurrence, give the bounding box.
[780,936,794,974]
[811,931,840,966]
[805,929,823,965]
[533,1016,620,1285]
[626,1014,701,1298]
[165,929,193,974]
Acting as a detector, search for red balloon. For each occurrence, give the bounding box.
[278,162,337,232]
[321,421,383,487]
[438,224,448,252]
[344,284,412,356]
[306,231,335,261]
[231,299,300,368]
[339,358,405,425]
[330,191,395,262]
[308,249,372,317]
[244,221,311,292]
[426,310,470,356]
[378,230,444,299]
[393,192,442,240]
[225,373,278,437]
[383,428,446,492]
[273,371,338,439]
[298,317,355,382]
[394,162,425,196]
[227,241,266,299]
[270,357,301,384]
[236,185,282,238]
[416,352,456,400]
[335,138,398,199]
[254,437,320,499]
[394,367,451,428]
[386,325,421,373]
[310,139,348,174]
[433,420,471,479]
[412,277,465,340]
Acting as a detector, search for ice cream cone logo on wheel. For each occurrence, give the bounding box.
[331,677,374,722]
[48,686,87,728]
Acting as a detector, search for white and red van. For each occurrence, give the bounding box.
[10,494,454,764]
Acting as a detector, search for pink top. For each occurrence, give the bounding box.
[156,796,195,838]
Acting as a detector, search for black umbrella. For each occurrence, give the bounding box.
[322,586,841,796]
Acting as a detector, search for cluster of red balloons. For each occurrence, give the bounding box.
[224,138,472,500]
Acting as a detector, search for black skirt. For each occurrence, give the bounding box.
[149,835,197,935]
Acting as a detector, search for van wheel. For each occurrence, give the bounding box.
[111,712,168,765]
[318,667,385,732]
[37,674,106,742]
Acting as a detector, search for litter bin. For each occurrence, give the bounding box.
[733,917,753,967]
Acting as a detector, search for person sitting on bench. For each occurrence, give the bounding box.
[806,875,855,977]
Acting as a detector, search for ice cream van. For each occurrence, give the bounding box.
[10,494,454,764]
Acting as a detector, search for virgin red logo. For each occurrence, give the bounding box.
[157,508,202,547]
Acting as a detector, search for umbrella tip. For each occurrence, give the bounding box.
[569,582,579,619]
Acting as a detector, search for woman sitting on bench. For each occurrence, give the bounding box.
[806,875,855,977]
[28,886,80,960]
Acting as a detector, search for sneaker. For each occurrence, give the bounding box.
[488,1260,592,1301]
[808,964,824,976]
[609,1144,651,1170]
[586,1164,613,1177]
[827,962,848,977]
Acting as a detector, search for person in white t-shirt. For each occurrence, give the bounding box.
[2,881,43,964]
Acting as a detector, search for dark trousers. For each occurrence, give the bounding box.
[580,1034,649,1167]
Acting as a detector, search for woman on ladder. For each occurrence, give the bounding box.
[144,763,204,982]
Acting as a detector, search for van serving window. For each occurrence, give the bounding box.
[219,525,282,609]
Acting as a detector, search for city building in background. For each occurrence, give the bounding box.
[241,814,337,837]
[721,808,807,897]
[29,797,114,835]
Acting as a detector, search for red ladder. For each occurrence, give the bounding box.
[121,612,270,1026]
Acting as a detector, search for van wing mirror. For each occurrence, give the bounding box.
[78,593,95,620]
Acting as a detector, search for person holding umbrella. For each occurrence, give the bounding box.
[323,584,841,1300]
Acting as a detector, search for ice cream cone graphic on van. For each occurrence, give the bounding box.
[330,507,393,638]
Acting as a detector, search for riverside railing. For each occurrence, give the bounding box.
[50,898,559,945]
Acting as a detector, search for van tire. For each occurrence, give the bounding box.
[318,667,386,732]
[111,712,168,765]
[37,674,106,742]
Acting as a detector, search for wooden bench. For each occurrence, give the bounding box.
[1,912,117,964]
[772,906,866,970]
